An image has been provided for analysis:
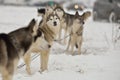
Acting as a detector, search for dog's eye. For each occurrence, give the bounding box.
[56,18,58,20]
[50,19,52,20]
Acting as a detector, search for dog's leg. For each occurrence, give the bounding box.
[58,26,62,43]
[24,53,31,75]
[66,37,71,52]
[40,50,50,72]
[70,35,76,55]
[63,30,67,44]
[2,61,15,80]
[7,61,15,80]
[1,67,8,80]
[78,36,82,55]
[2,68,12,80]
[70,42,75,55]
[13,58,19,72]
[44,51,49,71]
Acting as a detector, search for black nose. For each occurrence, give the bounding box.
[48,45,51,48]
[82,21,85,24]
[80,21,84,24]
[53,21,57,26]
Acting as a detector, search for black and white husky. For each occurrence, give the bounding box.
[0,19,50,80]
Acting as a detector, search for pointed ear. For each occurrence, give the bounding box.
[45,6,53,15]
[81,11,91,20]
[37,8,45,16]
[75,11,79,18]
[56,5,64,9]
[28,18,36,31]
[75,11,79,16]
[52,4,57,9]
[28,19,39,36]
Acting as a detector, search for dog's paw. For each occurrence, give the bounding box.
[39,69,48,74]
[26,68,32,75]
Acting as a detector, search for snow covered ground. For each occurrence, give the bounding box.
[0,6,120,80]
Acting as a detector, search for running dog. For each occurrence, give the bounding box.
[66,11,91,55]
[24,12,61,74]
[0,19,50,80]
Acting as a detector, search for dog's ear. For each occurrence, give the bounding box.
[75,11,79,18]
[28,19,36,31]
[75,11,79,15]
[28,19,39,36]
[52,4,57,9]
[45,6,53,14]
[37,8,45,16]
[81,11,91,20]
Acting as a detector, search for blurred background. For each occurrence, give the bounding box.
[0,1,120,80]
[0,0,120,23]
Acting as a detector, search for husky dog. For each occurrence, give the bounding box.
[24,12,61,74]
[54,6,78,44]
[0,19,50,80]
[66,11,91,55]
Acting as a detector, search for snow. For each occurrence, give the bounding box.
[0,5,120,80]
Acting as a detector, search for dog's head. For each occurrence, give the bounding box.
[81,11,91,21]
[54,5,65,20]
[46,13,60,27]
[46,13,61,36]
[74,11,91,26]
[71,11,91,33]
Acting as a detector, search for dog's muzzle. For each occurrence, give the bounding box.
[80,21,84,25]
[82,21,85,24]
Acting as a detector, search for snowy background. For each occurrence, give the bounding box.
[0,2,120,80]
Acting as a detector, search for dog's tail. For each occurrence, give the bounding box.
[75,43,78,48]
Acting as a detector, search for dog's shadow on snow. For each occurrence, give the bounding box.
[52,46,109,56]
[51,48,66,54]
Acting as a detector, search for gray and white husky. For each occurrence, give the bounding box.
[66,11,91,55]
[54,6,91,54]
[54,6,91,44]
[24,11,61,74]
